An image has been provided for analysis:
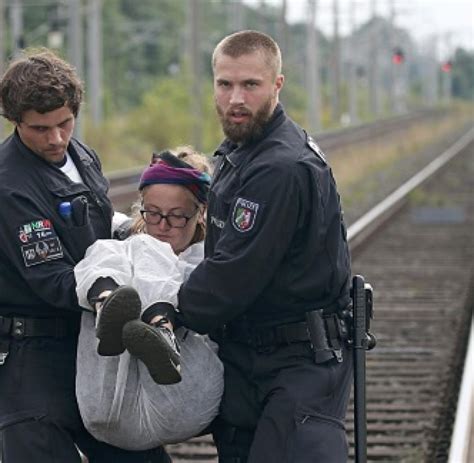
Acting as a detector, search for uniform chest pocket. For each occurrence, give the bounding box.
[51,192,97,262]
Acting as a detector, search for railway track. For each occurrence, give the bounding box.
[0,113,470,462]
[309,108,446,152]
[164,129,474,462]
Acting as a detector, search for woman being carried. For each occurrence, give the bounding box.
[74,148,223,452]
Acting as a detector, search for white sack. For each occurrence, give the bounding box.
[74,237,223,450]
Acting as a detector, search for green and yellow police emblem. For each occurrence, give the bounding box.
[232,197,259,232]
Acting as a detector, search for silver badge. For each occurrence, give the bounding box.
[307,136,327,165]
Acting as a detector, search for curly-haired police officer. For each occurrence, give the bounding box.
[177,31,353,462]
[0,50,169,462]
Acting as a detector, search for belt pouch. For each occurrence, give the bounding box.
[305,310,339,363]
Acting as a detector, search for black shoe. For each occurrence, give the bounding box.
[122,319,181,385]
[95,286,141,356]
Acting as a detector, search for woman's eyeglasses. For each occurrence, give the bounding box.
[140,207,198,228]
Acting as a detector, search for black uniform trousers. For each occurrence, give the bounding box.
[0,335,170,463]
[213,340,353,463]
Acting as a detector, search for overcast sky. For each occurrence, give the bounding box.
[243,0,474,54]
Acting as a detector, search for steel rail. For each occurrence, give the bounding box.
[448,319,474,463]
[315,109,444,151]
[347,127,474,253]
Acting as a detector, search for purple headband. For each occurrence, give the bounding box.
[139,151,211,204]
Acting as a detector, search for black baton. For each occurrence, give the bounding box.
[352,275,375,463]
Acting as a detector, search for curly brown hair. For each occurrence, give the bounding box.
[0,48,83,123]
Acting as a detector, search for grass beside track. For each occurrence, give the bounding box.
[330,104,473,225]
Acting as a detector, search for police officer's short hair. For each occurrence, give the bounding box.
[0,48,83,123]
[212,30,282,79]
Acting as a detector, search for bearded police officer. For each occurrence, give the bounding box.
[178,31,353,462]
[0,50,169,462]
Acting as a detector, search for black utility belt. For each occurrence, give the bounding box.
[225,320,310,348]
[0,315,78,339]
[223,310,349,352]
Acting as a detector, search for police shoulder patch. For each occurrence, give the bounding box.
[307,136,327,165]
[232,197,259,233]
[18,219,63,267]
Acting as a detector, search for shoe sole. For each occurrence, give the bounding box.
[122,320,181,385]
[96,286,141,356]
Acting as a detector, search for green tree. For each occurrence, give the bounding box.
[128,74,222,154]
[102,0,186,112]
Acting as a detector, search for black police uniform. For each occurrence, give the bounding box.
[178,104,353,462]
[0,131,169,463]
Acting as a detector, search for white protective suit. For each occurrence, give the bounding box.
[74,234,224,451]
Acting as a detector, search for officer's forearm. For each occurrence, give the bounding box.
[177,278,243,334]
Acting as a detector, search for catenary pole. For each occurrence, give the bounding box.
[187,0,202,150]
[227,0,243,32]
[68,0,83,138]
[87,0,102,124]
[330,0,341,124]
[306,0,320,135]
[10,0,23,57]
[368,0,380,117]
[348,0,358,124]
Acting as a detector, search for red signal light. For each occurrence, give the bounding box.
[392,47,405,65]
[441,60,452,73]
[392,54,403,64]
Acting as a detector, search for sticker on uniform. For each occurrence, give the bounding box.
[21,238,63,267]
[17,219,64,267]
[232,197,259,232]
[18,219,56,244]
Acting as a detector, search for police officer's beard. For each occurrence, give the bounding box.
[217,98,273,145]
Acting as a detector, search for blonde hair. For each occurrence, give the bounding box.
[130,147,212,247]
[173,145,213,175]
